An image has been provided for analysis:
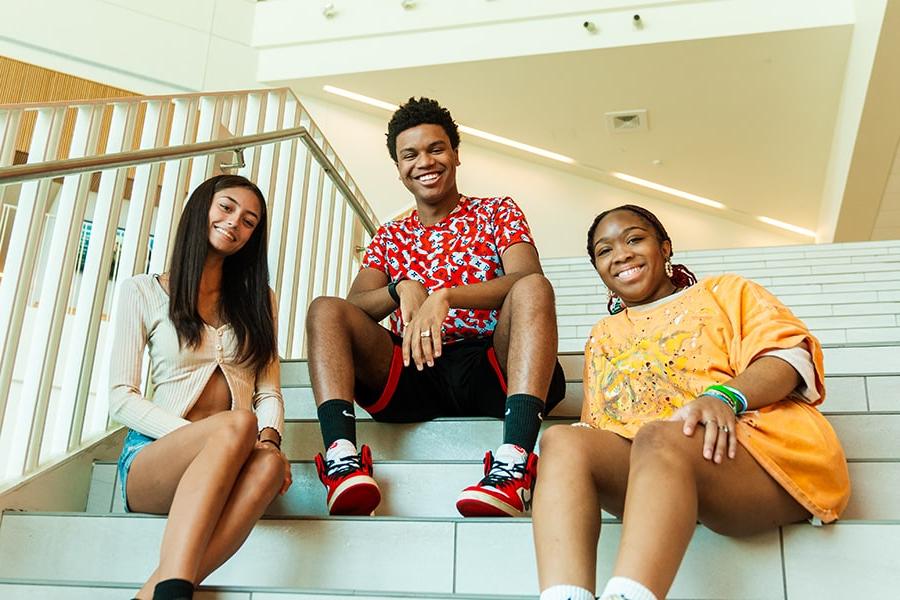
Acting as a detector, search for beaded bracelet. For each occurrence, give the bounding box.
[701,384,748,414]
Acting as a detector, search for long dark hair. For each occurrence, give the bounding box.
[586,204,697,313]
[168,174,277,376]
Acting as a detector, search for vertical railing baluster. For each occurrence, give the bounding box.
[278,146,311,357]
[56,102,134,456]
[148,98,196,275]
[237,93,263,182]
[188,96,222,192]
[290,156,325,358]
[326,179,345,297]
[267,98,299,296]
[0,106,65,478]
[116,100,167,281]
[0,109,22,167]
[11,104,103,475]
[254,90,285,204]
[310,142,336,303]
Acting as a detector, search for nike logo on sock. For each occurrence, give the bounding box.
[342,410,356,419]
[505,408,511,416]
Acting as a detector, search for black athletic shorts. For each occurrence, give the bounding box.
[354,333,566,423]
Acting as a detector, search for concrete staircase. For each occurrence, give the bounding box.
[2,240,900,599]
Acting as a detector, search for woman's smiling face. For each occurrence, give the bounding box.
[590,209,674,307]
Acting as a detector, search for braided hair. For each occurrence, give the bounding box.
[586,204,697,314]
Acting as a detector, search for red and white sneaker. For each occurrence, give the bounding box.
[456,445,538,517]
[314,441,381,516]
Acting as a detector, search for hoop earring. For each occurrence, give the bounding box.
[665,259,674,278]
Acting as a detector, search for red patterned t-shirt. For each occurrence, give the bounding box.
[361,196,535,343]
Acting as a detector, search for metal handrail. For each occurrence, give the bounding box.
[0,86,293,111]
[0,126,378,235]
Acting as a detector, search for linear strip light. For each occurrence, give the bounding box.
[323,85,399,111]
[756,216,816,238]
[609,172,727,210]
[323,85,576,164]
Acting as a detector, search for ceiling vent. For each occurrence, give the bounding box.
[606,109,648,133]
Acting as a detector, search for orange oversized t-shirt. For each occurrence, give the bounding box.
[583,274,850,522]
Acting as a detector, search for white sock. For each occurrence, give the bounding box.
[494,442,528,466]
[600,576,657,600]
[325,438,358,462]
[540,584,595,600]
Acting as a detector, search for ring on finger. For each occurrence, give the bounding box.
[719,424,730,433]
[420,330,432,338]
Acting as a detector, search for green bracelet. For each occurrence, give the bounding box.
[704,384,748,414]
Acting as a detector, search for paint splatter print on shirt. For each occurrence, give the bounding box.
[361,196,534,342]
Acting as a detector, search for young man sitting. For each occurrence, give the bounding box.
[306,97,565,517]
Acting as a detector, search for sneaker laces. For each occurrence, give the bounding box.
[325,453,364,478]
[479,458,526,488]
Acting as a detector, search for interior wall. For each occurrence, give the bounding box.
[299,95,799,258]
[0,0,258,94]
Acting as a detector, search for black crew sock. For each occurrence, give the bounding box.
[152,578,193,600]
[317,399,357,448]
[501,394,546,453]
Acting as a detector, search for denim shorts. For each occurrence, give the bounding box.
[116,428,156,512]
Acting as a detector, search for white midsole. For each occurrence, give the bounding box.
[457,490,523,516]
[328,475,379,510]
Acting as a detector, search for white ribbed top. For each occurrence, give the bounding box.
[107,274,284,439]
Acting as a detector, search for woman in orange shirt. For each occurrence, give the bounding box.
[532,205,850,600]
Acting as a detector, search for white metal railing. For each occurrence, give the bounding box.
[0,88,377,485]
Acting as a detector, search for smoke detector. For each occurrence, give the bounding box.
[606,109,648,133]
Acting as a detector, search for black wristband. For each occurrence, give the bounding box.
[387,280,402,305]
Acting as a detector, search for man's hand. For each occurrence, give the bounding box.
[397,279,428,325]
[402,287,450,370]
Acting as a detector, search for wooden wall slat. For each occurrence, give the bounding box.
[0,56,136,157]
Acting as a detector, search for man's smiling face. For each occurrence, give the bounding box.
[394,123,460,207]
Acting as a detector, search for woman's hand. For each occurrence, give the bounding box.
[257,440,292,495]
[667,395,737,464]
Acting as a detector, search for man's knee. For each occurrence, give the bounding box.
[509,273,555,304]
[306,296,350,333]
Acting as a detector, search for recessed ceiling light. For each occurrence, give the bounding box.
[322,85,576,164]
[756,216,816,238]
[609,172,726,210]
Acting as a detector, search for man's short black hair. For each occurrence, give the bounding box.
[386,97,460,162]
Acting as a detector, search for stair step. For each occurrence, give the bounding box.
[0,583,533,600]
[558,326,900,347]
[544,252,900,276]
[270,415,900,462]
[1,513,898,599]
[86,458,900,521]
[283,375,890,419]
[557,309,900,327]
[541,239,900,268]
[281,347,900,389]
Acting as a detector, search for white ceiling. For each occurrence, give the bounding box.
[288,26,853,234]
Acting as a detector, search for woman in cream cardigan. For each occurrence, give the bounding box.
[109,174,291,600]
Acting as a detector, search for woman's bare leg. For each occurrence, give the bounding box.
[126,410,260,597]
[533,425,633,592]
[613,421,810,599]
[137,446,284,595]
